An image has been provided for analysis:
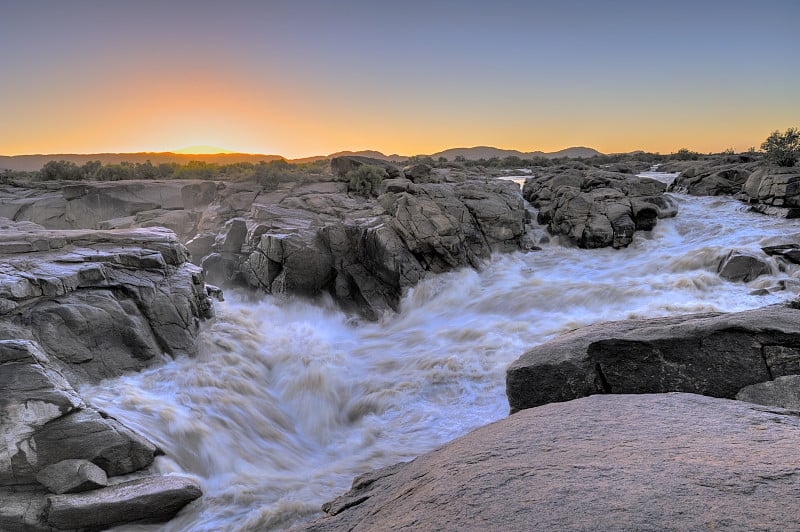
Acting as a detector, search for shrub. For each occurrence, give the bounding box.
[673,148,700,161]
[346,164,387,197]
[761,128,799,167]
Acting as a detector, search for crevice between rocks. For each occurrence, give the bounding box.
[595,363,613,394]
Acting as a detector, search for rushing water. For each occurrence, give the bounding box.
[83,174,800,531]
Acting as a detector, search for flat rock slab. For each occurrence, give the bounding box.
[44,475,202,529]
[506,304,800,413]
[300,393,800,531]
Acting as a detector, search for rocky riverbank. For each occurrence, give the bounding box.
[1,157,536,319]
[0,220,211,530]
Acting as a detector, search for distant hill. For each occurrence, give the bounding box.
[430,146,602,161]
[0,152,286,172]
[0,146,603,171]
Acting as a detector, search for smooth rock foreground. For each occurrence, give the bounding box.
[0,221,210,530]
[301,393,800,531]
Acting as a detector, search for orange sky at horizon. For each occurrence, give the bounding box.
[1,2,798,160]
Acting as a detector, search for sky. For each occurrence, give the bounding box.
[1,0,798,158]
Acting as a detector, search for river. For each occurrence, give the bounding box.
[83,173,800,530]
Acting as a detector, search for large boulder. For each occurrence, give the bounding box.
[744,167,800,218]
[506,303,800,413]
[668,164,752,196]
[300,393,800,531]
[716,249,772,282]
[523,166,676,248]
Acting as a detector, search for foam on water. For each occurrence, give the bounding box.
[84,183,800,530]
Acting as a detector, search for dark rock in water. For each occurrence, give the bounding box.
[744,167,800,217]
[299,393,800,532]
[522,165,676,249]
[44,475,202,529]
[716,249,772,282]
[35,459,107,494]
[667,164,751,196]
[762,243,800,264]
[506,304,800,413]
[737,375,800,410]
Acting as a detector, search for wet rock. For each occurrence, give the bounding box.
[668,164,751,196]
[762,243,800,264]
[300,394,800,532]
[0,339,158,487]
[522,165,676,248]
[737,375,800,410]
[44,475,202,529]
[716,249,772,282]
[744,167,800,217]
[35,459,107,494]
[506,304,800,413]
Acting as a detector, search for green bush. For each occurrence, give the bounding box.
[761,128,799,167]
[673,148,700,161]
[346,164,388,197]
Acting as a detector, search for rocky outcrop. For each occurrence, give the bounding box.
[300,393,800,531]
[232,178,528,318]
[668,164,752,196]
[0,222,212,382]
[1,171,529,318]
[744,167,800,218]
[522,165,676,248]
[506,303,800,413]
[0,221,210,529]
[0,180,218,238]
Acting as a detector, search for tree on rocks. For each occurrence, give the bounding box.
[761,127,799,167]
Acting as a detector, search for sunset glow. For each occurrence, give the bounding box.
[1,1,798,158]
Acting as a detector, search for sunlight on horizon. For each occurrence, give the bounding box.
[173,145,238,155]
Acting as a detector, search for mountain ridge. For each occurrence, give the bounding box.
[0,146,603,171]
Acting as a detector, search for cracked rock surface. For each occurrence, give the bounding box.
[522,163,677,249]
[0,221,209,530]
[299,393,800,531]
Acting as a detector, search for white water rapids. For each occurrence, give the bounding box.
[82,173,800,531]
